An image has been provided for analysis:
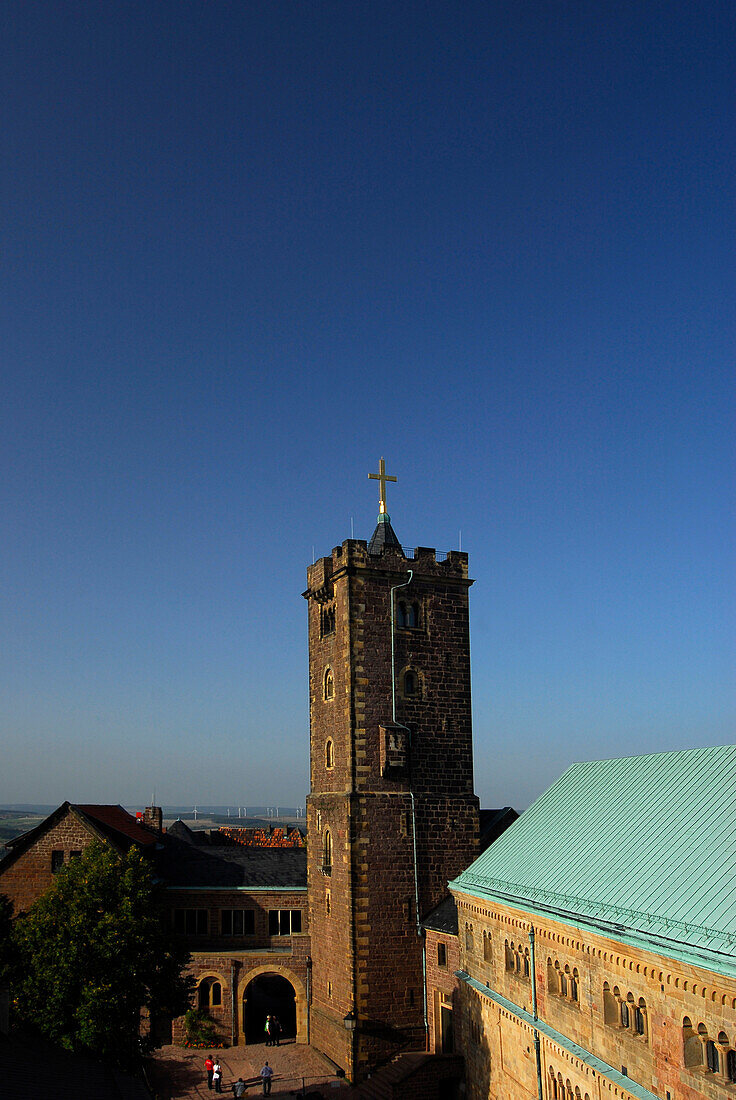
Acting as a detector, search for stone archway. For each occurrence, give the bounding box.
[238,964,307,1046]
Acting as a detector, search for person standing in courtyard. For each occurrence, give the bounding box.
[260,1061,274,1095]
[212,1058,222,1093]
[204,1054,214,1090]
[272,1015,281,1046]
[264,1014,272,1045]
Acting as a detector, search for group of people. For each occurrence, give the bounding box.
[204,1054,275,1096]
[202,1013,284,1095]
[264,1014,282,1046]
[203,1055,224,1093]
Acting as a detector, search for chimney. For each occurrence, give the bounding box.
[143,806,163,833]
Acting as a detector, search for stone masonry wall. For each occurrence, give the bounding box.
[425,927,461,1054]
[168,887,310,1047]
[0,809,97,914]
[305,537,480,1081]
[453,892,736,1100]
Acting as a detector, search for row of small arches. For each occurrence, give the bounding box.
[548,1071,590,1100]
[505,940,530,977]
[683,1018,736,1080]
[547,958,579,1003]
[602,984,647,1038]
[461,908,736,1010]
[470,931,648,1040]
[464,924,492,961]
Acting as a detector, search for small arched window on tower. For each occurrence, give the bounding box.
[322,829,332,876]
[403,669,418,698]
[321,604,336,637]
[323,667,334,701]
[397,600,419,628]
[325,739,334,769]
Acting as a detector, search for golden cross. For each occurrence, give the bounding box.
[368,456,397,515]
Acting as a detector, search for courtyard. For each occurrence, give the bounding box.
[147,1040,349,1099]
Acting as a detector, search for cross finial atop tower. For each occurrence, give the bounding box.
[368,457,397,516]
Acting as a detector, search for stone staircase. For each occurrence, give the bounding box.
[347,1052,464,1100]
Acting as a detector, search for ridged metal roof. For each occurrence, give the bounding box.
[451,744,736,975]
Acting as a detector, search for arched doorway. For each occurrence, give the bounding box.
[243,973,297,1044]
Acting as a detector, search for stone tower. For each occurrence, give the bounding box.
[304,468,480,1081]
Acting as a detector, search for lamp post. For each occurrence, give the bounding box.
[343,1009,357,1083]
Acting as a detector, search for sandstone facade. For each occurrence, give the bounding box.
[304,534,480,1080]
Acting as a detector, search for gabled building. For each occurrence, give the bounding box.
[0,804,310,1048]
[448,744,736,1100]
[0,801,160,915]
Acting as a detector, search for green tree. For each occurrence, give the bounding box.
[0,893,12,952]
[0,893,13,985]
[13,841,193,1068]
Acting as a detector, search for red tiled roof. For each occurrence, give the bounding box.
[74,805,158,848]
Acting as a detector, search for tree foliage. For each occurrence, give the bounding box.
[12,841,193,1067]
[0,892,13,981]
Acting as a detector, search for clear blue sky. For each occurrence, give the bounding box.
[1,1,733,811]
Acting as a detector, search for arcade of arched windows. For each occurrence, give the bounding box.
[602,983,648,1041]
[547,1070,591,1100]
[504,939,530,979]
[546,957,579,1005]
[682,1018,736,1082]
[455,903,736,1012]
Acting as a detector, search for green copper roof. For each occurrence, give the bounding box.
[451,744,736,976]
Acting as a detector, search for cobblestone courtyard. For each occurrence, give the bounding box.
[147,1040,349,1099]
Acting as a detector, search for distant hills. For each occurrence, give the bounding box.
[0,805,306,847]
[0,804,304,816]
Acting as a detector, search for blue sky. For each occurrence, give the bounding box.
[1,1,733,811]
